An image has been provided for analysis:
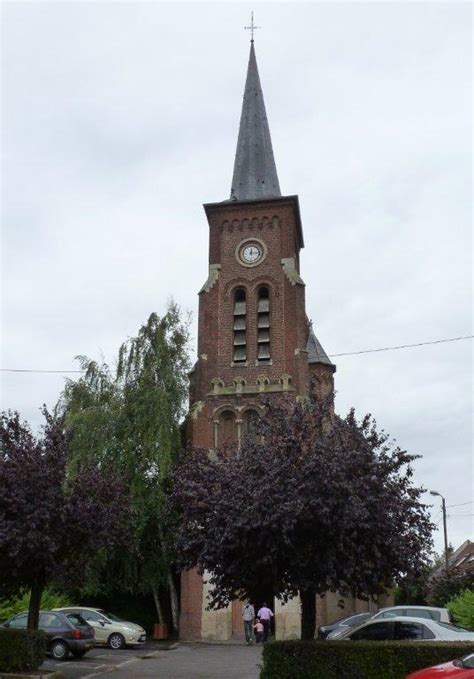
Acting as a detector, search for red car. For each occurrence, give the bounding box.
[406,653,474,678]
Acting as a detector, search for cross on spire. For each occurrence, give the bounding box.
[244,11,260,42]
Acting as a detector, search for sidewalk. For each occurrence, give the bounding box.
[100,642,263,679]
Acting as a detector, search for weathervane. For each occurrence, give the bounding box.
[244,11,260,42]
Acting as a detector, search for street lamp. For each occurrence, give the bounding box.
[430,491,449,570]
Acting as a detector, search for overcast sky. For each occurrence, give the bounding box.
[2,1,472,555]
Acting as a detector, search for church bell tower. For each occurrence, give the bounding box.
[180,38,336,641]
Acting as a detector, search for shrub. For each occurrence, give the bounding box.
[448,589,474,630]
[427,568,474,606]
[0,589,72,622]
[260,640,474,679]
[0,628,46,672]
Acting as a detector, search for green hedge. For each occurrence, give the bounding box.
[0,628,46,673]
[260,640,474,679]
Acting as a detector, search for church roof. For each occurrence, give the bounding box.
[230,42,281,201]
[307,325,335,368]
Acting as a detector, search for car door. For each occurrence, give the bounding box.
[80,610,108,644]
[350,621,393,641]
[394,621,435,641]
[39,612,66,645]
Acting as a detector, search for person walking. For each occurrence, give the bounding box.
[242,601,255,645]
[253,618,264,644]
[257,602,274,642]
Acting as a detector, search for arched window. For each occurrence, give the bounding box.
[233,288,247,363]
[218,410,237,448]
[257,286,270,361]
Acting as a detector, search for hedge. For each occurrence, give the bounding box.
[0,628,46,673]
[260,640,474,679]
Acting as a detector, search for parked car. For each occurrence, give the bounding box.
[54,607,146,649]
[406,652,474,678]
[371,605,451,623]
[1,610,94,660]
[318,612,372,639]
[336,616,474,642]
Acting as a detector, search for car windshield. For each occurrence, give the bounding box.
[327,614,357,626]
[436,622,472,633]
[99,610,123,622]
[461,654,474,669]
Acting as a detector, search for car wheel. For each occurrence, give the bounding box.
[108,633,125,650]
[51,640,69,660]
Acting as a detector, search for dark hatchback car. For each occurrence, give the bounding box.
[318,612,372,639]
[1,610,95,660]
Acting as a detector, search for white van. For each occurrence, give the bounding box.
[371,606,450,623]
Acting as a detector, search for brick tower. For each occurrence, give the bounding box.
[180,40,336,641]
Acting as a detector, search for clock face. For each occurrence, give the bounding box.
[236,239,266,266]
[242,244,261,263]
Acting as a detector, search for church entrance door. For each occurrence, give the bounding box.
[231,600,245,640]
[253,589,276,640]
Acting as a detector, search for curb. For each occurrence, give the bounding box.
[0,672,65,679]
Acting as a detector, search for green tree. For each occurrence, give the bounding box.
[448,589,474,629]
[59,303,190,631]
[0,590,72,621]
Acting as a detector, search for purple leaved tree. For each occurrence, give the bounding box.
[170,394,434,640]
[0,409,132,630]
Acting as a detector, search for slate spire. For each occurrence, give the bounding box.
[230,42,281,201]
[306,323,335,369]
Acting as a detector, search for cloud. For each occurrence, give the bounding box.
[2,2,472,553]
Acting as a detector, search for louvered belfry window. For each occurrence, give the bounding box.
[257,286,270,361]
[233,288,247,363]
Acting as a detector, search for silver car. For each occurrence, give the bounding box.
[337,616,474,642]
[54,607,146,649]
[370,605,451,623]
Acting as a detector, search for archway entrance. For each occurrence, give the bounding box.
[231,587,276,640]
[253,586,276,640]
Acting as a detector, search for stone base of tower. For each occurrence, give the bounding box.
[180,570,394,641]
[179,568,204,641]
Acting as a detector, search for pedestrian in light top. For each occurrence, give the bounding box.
[241,602,255,645]
[253,618,264,644]
[257,602,273,642]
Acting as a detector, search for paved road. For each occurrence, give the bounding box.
[42,642,263,679]
[41,642,171,679]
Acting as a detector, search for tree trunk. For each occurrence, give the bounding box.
[167,570,179,633]
[27,578,44,631]
[157,525,180,633]
[300,588,317,640]
[152,587,164,624]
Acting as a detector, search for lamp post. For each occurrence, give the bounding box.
[430,491,449,570]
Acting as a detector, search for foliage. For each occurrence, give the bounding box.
[0,590,72,621]
[448,589,474,630]
[0,409,132,630]
[427,567,474,607]
[58,304,190,629]
[260,640,474,679]
[76,591,158,634]
[170,393,434,639]
[0,629,46,673]
[394,551,455,606]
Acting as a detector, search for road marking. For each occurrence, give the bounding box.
[83,655,154,678]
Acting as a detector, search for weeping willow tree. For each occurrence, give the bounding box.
[58,303,190,631]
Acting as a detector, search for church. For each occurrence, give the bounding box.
[180,37,391,641]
